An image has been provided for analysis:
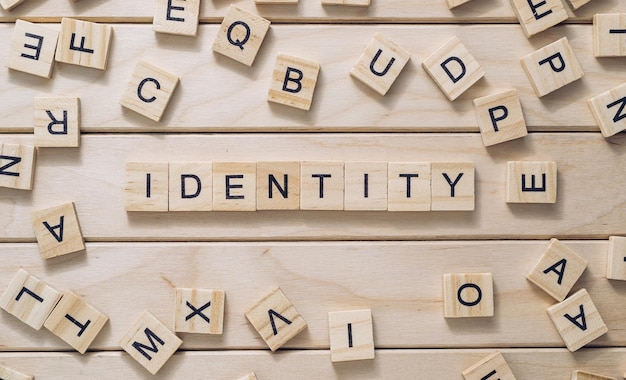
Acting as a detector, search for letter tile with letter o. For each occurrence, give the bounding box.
[443,273,494,318]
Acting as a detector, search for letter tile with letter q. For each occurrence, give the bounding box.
[212,5,271,66]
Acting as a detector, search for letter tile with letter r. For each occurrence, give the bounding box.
[509,0,568,38]
[0,143,36,191]
[443,273,494,318]
[153,0,201,37]
[174,288,225,334]
[462,351,517,380]
[212,5,271,66]
[55,18,113,70]
[34,97,80,148]
[169,162,213,211]
[267,54,320,111]
[506,161,557,204]
[6,20,59,78]
[431,162,474,211]
[0,364,33,380]
[473,89,527,147]
[593,13,626,57]
[588,83,626,138]
[32,202,85,259]
[125,162,169,212]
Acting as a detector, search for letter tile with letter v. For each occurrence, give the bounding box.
[506,161,557,204]
[267,54,320,111]
[32,202,85,259]
[55,18,113,70]
[443,273,494,318]
[509,0,568,38]
[153,0,201,37]
[588,83,626,138]
[473,89,527,147]
[0,143,36,190]
[34,97,81,148]
[212,5,271,66]
[462,351,517,380]
[0,364,33,380]
[6,20,59,78]
[174,288,225,334]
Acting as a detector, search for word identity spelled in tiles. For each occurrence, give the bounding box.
[593,13,626,57]
[462,351,517,380]
[153,0,201,37]
[34,97,81,147]
[174,288,225,334]
[473,89,528,147]
[506,161,557,204]
[0,143,36,190]
[7,20,59,78]
[0,364,33,380]
[510,0,568,38]
[443,273,494,318]
[606,236,626,281]
[588,83,626,138]
[328,309,375,362]
[268,54,320,111]
[55,18,113,70]
[32,202,85,260]
[571,371,617,380]
[212,5,271,66]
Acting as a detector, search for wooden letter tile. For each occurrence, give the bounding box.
[44,290,109,354]
[547,289,607,352]
[268,54,320,111]
[527,239,587,302]
[572,371,616,380]
[175,288,225,334]
[0,269,62,330]
[506,161,557,204]
[55,18,113,70]
[0,364,33,380]
[322,0,369,6]
[387,162,431,212]
[462,351,517,380]
[212,162,256,211]
[0,0,26,10]
[443,273,494,318]
[328,309,374,362]
[606,236,626,281]
[431,162,474,211]
[446,0,473,9]
[245,287,307,351]
[34,97,80,148]
[422,36,484,101]
[593,13,626,57]
[510,0,568,38]
[300,161,344,210]
[212,5,271,66]
[344,161,387,211]
[473,89,527,147]
[521,37,584,97]
[125,162,169,212]
[32,202,85,259]
[588,83,626,138]
[119,310,183,375]
[153,0,201,37]
[120,60,180,122]
[350,33,411,96]
[169,162,213,211]
[6,20,59,78]
[0,143,36,191]
[256,161,301,210]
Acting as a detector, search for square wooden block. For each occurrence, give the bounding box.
[588,83,626,138]
[506,161,557,204]
[572,371,616,380]
[446,0,473,9]
[256,0,297,3]
[344,161,387,211]
[212,162,256,211]
[462,351,517,380]
[547,289,607,352]
[0,364,33,380]
[300,161,344,210]
[387,162,431,212]
[119,310,183,375]
[169,162,213,211]
[322,0,369,6]
[527,239,587,302]
[422,36,484,101]
[120,60,180,122]
[55,18,112,70]
[0,269,62,330]
[431,162,474,211]
[473,89,527,147]
[0,143,36,191]
[510,0,568,38]
[32,202,85,259]
[125,162,169,212]
[0,0,26,10]
[443,273,494,318]
[521,37,583,97]
[593,13,626,57]
[175,288,225,334]
[44,290,109,354]
[212,5,271,66]
[245,287,307,351]
[153,0,201,37]
[328,309,374,362]
[256,161,301,210]
[268,54,320,111]
[566,0,591,10]
[6,20,59,78]
[237,374,258,380]
[606,236,626,281]
[350,33,411,96]
[34,97,80,147]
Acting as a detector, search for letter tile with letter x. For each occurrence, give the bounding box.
[473,89,527,147]
[153,0,201,37]
[443,273,494,318]
[0,364,33,380]
[588,83,626,138]
[32,202,85,259]
[6,20,59,78]
[175,288,225,334]
[462,351,517,380]
[212,5,271,66]
[55,18,113,70]
[268,54,320,111]
[506,161,557,204]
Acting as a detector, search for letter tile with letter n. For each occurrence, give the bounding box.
[506,161,557,204]
[572,371,617,380]
[431,162,474,211]
[509,0,568,38]
[153,0,201,37]
[300,161,344,210]
[328,309,375,362]
[387,162,431,212]
[268,54,320,111]
[174,288,225,334]
[120,60,180,122]
[606,236,626,281]
[213,162,257,211]
[547,289,607,352]
[588,83,626,138]
[256,161,301,210]
[32,202,85,259]
[44,290,109,354]
[521,37,583,98]
[245,287,307,351]
[462,351,517,380]
[169,162,213,211]
[34,97,80,147]
[6,20,59,78]
[212,5,271,66]
[0,364,33,380]
[344,161,387,211]
[350,33,411,96]
[443,273,494,318]
[119,310,183,375]
[55,18,113,70]
[0,269,62,330]
[593,13,626,57]
[527,239,587,302]
[422,36,484,101]
[473,89,527,147]
[0,143,36,191]
[125,162,169,212]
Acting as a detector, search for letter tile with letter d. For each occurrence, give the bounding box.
[443,273,494,318]
[212,5,271,66]
[268,54,320,111]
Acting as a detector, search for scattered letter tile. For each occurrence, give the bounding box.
[168,162,213,211]
[256,161,301,210]
[431,162,474,211]
[446,0,474,9]
[175,288,225,334]
[443,273,494,318]
[212,5,271,66]
[328,309,375,362]
[344,161,387,211]
[473,89,527,147]
[506,161,557,204]
[153,0,201,37]
[6,20,59,78]
[462,351,517,380]
[387,162,431,212]
[125,162,169,212]
[32,202,85,259]
[34,97,80,147]
[0,364,33,380]
[0,143,36,191]
[212,162,257,211]
[593,13,626,58]
[55,18,113,70]
[300,161,344,210]
[606,236,626,281]
[588,83,626,138]
[268,54,320,111]
[510,0,568,38]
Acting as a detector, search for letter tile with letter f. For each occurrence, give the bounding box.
[268,54,320,111]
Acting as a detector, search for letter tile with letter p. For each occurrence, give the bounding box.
[212,5,271,66]
[268,54,320,111]
[473,89,527,147]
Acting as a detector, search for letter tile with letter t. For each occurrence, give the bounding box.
[571,370,617,380]
[387,162,431,212]
[32,202,85,260]
[462,351,517,380]
[328,309,375,362]
[0,364,33,380]
[212,5,271,66]
[443,273,494,318]
[174,288,225,334]
[153,0,201,37]
[268,54,320,111]
[6,20,59,78]
[300,161,344,210]
[593,13,626,57]
[588,83,626,138]
[473,89,527,147]
[34,97,80,148]
[431,162,474,211]
[0,143,36,190]
[510,0,568,38]
[55,18,113,70]
[506,161,557,204]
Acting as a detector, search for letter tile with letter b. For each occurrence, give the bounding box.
[443,273,494,318]
[256,161,301,210]
[119,310,183,375]
[593,13,626,57]
[431,162,474,211]
[300,161,344,210]
[245,287,307,351]
[510,0,568,38]
[125,162,169,212]
[169,162,213,211]
[350,33,411,96]
[473,89,527,147]
[212,5,271,66]
[422,36,484,101]
[506,161,557,204]
[328,309,374,362]
[387,162,431,212]
[212,162,257,211]
[268,54,320,111]
[6,20,59,78]
[34,97,80,148]
[55,18,113,70]
[572,371,616,380]
[0,143,36,191]
[588,83,626,138]
[0,364,33,380]
[175,288,225,334]
[344,161,387,211]
[462,351,517,380]
[32,202,85,260]
[606,236,626,281]
[153,0,201,37]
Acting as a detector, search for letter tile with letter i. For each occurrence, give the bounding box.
[506,161,557,204]
[328,309,375,362]
[606,236,626,281]
[462,351,517,380]
[125,162,169,211]
[268,54,320,111]
[212,5,271,66]
[593,13,626,57]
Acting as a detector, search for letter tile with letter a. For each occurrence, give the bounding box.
[572,371,617,380]
[443,273,494,318]
[169,162,213,211]
[521,37,583,97]
[0,364,33,380]
[387,162,431,212]
[256,161,301,210]
[125,162,169,212]
[506,161,557,203]
[462,351,517,380]
[350,33,411,96]
[175,288,225,334]
[328,309,375,362]
[606,236,626,281]
[32,202,85,259]
[300,161,344,210]
[6,20,59,78]
[245,287,307,351]
[510,0,568,38]
[593,13,626,57]
[34,97,80,148]
[588,83,626,138]
[473,89,527,147]
[344,161,387,211]
[431,162,474,211]
[55,18,113,70]
[119,310,183,375]
[268,54,320,111]
[0,143,36,191]
[212,162,257,211]
[212,5,271,66]
[547,289,607,352]
[422,36,484,101]
[153,0,201,37]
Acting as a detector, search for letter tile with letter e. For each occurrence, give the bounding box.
[387,162,431,212]
[245,287,307,351]
[32,202,85,259]
[0,269,62,330]
[510,0,568,38]
[34,97,80,147]
[521,37,583,97]
[153,0,201,37]
[6,20,59,78]
[506,161,557,203]
[212,5,271,66]
[422,36,484,101]
[571,370,616,380]
[473,89,527,147]
[212,162,257,211]
[300,161,344,210]
[344,161,387,211]
[125,162,169,212]
[593,13,626,57]
[55,18,113,70]
[256,161,301,210]
[328,309,374,362]
[588,83,626,138]
[268,54,320,111]
[0,364,33,380]
[350,33,411,96]
[606,236,626,281]
[462,351,517,380]
[431,162,474,211]
[547,289,607,352]
[0,143,36,191]
[119,310,183,375]
[175,288,225,334]
[443,273,494,318]
[168,162,213,211]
